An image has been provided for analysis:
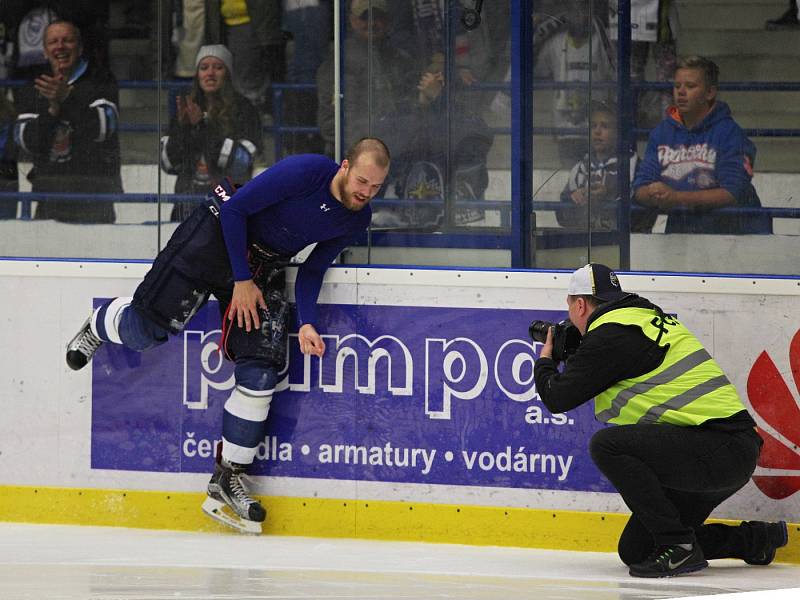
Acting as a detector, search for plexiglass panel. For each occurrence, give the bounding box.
[1,1,162,258]
[0,1,797,275]
[334,0,512,266]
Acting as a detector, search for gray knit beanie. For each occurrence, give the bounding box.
[194,44,233,74]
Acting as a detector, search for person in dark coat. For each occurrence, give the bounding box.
[14,20,121,223]
[160,44,262,222]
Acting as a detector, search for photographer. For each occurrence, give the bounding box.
[532,263,788,578]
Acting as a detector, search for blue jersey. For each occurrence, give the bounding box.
[219,154,371,327]
[633,101,770,234]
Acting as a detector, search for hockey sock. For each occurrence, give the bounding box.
[91,297,132,344]
[221,385,273,465]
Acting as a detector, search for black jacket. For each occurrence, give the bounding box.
[161,91,262,195]
[14,59,122,194]
[533,294,755,431]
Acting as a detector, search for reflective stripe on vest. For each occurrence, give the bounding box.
[588,307,746,426]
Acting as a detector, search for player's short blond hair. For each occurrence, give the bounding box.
[346,137,391,169]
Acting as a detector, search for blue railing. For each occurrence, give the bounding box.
[5,190,799,228]
[3,77,799,245]
[5,77,799,150]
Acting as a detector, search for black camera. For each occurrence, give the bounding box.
[529,319,582,362]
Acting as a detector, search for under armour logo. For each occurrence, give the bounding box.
[320,203,331,212]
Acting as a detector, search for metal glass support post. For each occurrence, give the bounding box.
[334,0,344,163]
[511,0,534,268]
[157,0,164,250]
[616,0,633,270]
[443,0,455,227]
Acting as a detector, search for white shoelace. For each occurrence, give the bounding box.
[77,329,103,357]
[228,473,257,507]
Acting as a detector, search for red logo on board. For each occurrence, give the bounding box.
[747,329,800,499]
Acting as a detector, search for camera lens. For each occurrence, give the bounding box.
[529,320,552,343]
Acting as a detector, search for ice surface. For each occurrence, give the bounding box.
[0,523,797,600]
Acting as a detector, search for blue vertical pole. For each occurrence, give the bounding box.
[511,0,534,268]
[273,89,283,161]
[616,0,633,270]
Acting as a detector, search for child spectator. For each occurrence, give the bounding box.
[633,56,771,234]
[558,101,655,232]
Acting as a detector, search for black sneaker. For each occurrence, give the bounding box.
[766,7,800,30]
[629,544,708,578]
[744,521,789,565]
[66,317,103,371]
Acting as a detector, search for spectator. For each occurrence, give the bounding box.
[418,68,493,217]
[13,20,121,223]
[0,92,18,218]
[608,0,679,127]
[532,0,567,44]
[633,56,772,235]
[316,0,420,186]
[205,0,285,117]
[160,44,261,222]
[411,0,445,73]
[371,68,493,230]
[453,0,510,114]
[166,0,207,121]
[534,0,615,167]
[6,2,112,80]
[283,1,329,85]
[557,101,656,232]
[173,1,207,80]
[390,1,510,115]
[281,0,330,154]
[765,0,799,29]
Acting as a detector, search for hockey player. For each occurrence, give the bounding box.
[65,138,390,534]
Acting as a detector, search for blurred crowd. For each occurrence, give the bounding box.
[0,1,781,235]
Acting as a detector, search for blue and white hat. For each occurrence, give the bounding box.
[568,263,627,302]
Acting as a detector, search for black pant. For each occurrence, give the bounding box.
[131,201,290,369]
[589,423,762,564]
[133,200,233,333]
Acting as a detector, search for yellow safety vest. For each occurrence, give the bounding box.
[588,307,747,426]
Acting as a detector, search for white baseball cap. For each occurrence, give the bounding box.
[568,263,627,302]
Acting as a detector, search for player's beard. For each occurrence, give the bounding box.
[338,177,368,211]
